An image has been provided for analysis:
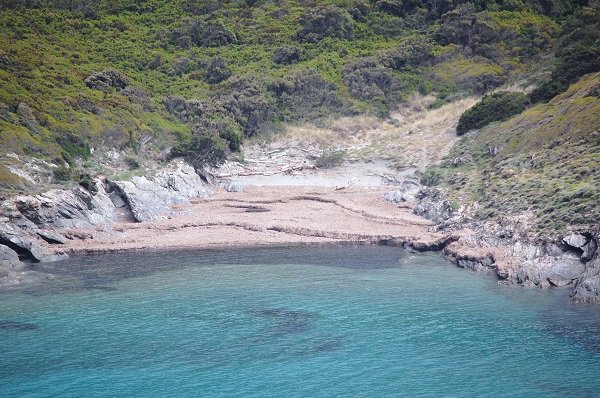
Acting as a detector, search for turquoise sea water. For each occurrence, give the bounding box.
[1,246,599,397]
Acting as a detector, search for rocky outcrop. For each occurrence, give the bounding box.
[13,182,116,229]
[384,180,421,203]
[0,160,210,271]
[407,180,600,302]
[109,162,210,222]
[0,244,23,271]
[413,187,454,224]
[0,223,66,262]
[571,257,600,303]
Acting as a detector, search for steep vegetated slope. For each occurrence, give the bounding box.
[0,0,573,190]
[427,72,600,232]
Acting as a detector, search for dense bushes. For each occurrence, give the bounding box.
[530,2,600,103]
[0,0,594,188]
[456,91,530,134]
[273,46,303,65]
[343,60,395,101]
[297,6,354,42]
[170,116,243,168]
[204,56,231,84]
[270,69,345,120]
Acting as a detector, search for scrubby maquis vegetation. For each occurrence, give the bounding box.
[0,0,595,192]
[456,91,530,135]
[530,1,600,103]
[432,72,600,231]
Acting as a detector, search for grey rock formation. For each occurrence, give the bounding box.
[110,162,210,222]
[0,244,23,272]
[14,182,116,229]
[0,224,66,263]
[572,257,600,303]
[413,188,453,223]
[222,181,244,193]
[36,230,67,244]
[384,180,421,203]
[563,233,588,250]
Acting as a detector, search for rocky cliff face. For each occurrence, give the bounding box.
[0,161,210,281]
[385,184,600,302]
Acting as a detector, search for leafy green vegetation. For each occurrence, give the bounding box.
[456,91,530,134]
[437,72,600,232]
[0,0,593,190]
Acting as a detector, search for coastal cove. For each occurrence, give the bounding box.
[1,246,600,397]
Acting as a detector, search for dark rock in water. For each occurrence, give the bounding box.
[248,308,318,336]
[0,320,37,331]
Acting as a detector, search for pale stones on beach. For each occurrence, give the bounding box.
[223,181,244,193]
[384,180,421,203]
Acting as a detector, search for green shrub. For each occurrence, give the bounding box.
[297,6,354,42]
[456,91,530,135]
[204,56,231,84]
[170,121,228,169]
[420,167,443,186]
[77,172,97,194]
[343,59,395,101]
[273,46,303,65]
[314,149,346,168]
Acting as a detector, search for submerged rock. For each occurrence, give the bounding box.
[0,320,37,331]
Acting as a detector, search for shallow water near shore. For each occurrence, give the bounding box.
[1,246,599,397]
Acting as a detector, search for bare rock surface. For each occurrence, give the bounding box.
[109,162,210,222]
[572,257,600,303]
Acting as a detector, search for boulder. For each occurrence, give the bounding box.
[384,180,421,203]
[563,233,588,249]
[413,187,453,223]
[581,239,597,262]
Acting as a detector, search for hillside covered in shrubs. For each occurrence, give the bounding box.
[0,0,598,192]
